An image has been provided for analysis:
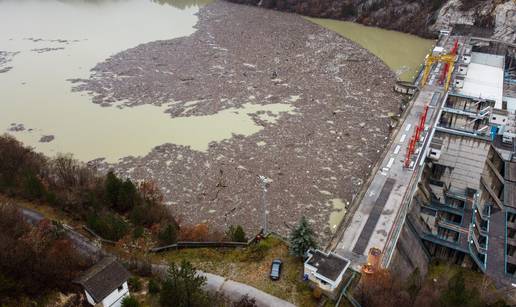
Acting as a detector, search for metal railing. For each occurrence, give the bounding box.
[381,93,449,268]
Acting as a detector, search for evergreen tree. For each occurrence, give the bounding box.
[117,179,138,212]
[148,278,161,294]
[289,216,317,257]
[105,171,122,208]
[105,171,139,213]
[233,225,247,242]
[160,260,208,307]
[121,296,140,307]
[86,212,128,241]
[227,225,247,242]
[158,223,178,245]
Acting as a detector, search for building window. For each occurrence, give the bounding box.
[118,285,123,292]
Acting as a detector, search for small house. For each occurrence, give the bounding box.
[303,249,350,297]
[76,257,131,307]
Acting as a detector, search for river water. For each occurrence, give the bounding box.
[1,0,432,163]
[0,0,294,162]
[308,18,435,82]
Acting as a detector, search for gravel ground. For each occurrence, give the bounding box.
[79,1,401,244]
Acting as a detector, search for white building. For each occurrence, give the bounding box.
[304,249,350,296]
[457,52,505,109]
[76,257,131,307]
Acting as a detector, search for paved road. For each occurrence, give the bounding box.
[21,207,102,257]
[19,206,296,307]
[334,51,450,269]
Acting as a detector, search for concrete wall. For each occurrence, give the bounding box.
[389,217,430,281]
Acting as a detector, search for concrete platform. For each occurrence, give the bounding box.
[335,84,446,270]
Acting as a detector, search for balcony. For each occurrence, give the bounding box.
[468,225,487,255]
[427,200,464,216]
[441,106,491,119]
[439,220,467,235]
[445,189,467,201]
[422,233,468,253]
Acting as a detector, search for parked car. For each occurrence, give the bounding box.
[270,259,282,280]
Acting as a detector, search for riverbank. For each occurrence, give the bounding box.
[226,0,516,43]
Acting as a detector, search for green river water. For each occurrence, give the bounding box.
[309,18,435,82]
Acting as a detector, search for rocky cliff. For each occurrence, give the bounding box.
[227,0,515,42]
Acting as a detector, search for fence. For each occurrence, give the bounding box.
[149,230,273,253]
[82,224,287,253]
[82,225,118,245]
[150,241,250,253]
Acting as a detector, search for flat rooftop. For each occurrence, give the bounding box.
[306,250,349,282]
[458,52,505,109]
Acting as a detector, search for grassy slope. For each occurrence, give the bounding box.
[152,237,318,306]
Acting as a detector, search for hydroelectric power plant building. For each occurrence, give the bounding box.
[406,35,516,288]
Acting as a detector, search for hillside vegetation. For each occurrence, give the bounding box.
[227,0,515,42]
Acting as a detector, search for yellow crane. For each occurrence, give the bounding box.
[420,53,457,91]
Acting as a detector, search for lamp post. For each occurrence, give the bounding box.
[258,175,271,234]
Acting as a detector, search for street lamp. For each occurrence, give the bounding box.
[258,175,271,234]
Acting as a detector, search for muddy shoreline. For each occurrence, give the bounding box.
[78,1,401,242]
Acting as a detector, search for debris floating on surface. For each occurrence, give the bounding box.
[82,1,401,242]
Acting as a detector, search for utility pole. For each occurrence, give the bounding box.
[258,175,270,234]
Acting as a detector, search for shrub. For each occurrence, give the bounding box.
[160,260,208,307]
[138,180,164,204]
[439,271,482,307]
[129,204,147,226]
[130,201,171,227]
[121,296,140,307]
[0,203,87,302]
[233,294,257,307]
[133,226,144,239]
[86,212,128,241]
[128,276,142,292]
[226,225,247,242]
[0,135,45,191]
[44,191,59,207]
[179,223,210,241]
[148,278,161,294]
[312,287,322,299]
[158,223,178,245]
[242,240,270,262]
[22,173,46,200]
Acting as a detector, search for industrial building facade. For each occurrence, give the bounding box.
[409,36,516,286]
